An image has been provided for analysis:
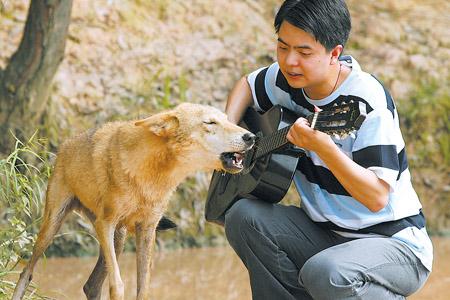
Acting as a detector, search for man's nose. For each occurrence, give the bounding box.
[285,51,300,66]
[242,133,256,146]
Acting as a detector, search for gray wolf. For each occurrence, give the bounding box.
[12,103,255,300]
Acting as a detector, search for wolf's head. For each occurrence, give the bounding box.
[135,103,255,174]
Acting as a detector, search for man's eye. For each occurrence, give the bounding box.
[300,52,312,56]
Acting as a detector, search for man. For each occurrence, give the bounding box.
[223,0,432,299]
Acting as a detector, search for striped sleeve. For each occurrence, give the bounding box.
[351,107,404,189]
[246,63,278,112]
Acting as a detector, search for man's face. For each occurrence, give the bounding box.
[277,21,333,92]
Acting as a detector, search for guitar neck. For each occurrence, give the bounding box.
[254,125,291,160]
[253,111,321,159]
[251,101,365,161]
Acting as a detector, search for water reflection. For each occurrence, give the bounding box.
[25,238,448,299]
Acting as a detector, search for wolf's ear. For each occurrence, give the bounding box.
[135,112,179,137]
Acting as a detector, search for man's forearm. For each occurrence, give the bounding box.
[287,121,390,212]
[225,76,253,124]
[316,143,390,212]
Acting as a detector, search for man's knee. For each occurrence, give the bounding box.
[225,199,255,242]
[300,253,359,299]
[224,199,272,245]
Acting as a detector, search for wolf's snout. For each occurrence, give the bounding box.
[242,133,256,146]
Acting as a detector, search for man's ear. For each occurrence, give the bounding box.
[135,111,179,137]
[330,45,343,65]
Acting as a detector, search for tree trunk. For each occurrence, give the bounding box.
[0,0,73,154]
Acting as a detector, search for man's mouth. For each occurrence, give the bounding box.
[287,71,303,78]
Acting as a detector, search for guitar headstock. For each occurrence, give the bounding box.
[308,100,366,139]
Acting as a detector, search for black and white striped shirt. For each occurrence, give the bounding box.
[246,56,433,271]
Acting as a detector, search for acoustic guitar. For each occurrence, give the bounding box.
[205,101,366,224]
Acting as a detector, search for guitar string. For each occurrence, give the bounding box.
[253,102,355,159]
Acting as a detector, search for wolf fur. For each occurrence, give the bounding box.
[12,103,255,300]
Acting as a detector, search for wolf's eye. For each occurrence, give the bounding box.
[203,121,217,125]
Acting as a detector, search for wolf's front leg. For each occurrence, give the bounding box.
[135,221,158,300]
[94,219,124,300]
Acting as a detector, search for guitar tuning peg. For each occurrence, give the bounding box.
[333,133,341,140]
[341,101,346,105]
[349,132,356,139]
[333,102,338,106]
[349,100,354,103]
[340,133,348,139]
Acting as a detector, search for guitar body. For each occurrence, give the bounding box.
[205,106,303,224]
[205,101,366,224]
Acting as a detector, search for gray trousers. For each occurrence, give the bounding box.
[224,198,430,300]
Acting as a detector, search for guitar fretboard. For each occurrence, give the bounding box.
[254,125,291,159]
[250,104,361,161]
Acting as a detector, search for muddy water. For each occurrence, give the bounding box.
[22,237,449,299]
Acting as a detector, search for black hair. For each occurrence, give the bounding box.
[274,0,351,52]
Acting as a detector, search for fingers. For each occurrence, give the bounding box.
[294,117,310,128]
[287,118,310,146]
[288,116,330,150]
[286,130,293,143]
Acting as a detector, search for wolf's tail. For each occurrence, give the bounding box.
[156,216,177,231]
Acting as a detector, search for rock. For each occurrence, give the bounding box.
[409,54,430,71]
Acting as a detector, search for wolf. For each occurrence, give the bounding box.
[12,103,255,300]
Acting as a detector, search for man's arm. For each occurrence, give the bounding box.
[287,119,390,212]
[225,76,254,124]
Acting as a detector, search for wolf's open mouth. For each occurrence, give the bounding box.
[220,151,245,173]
